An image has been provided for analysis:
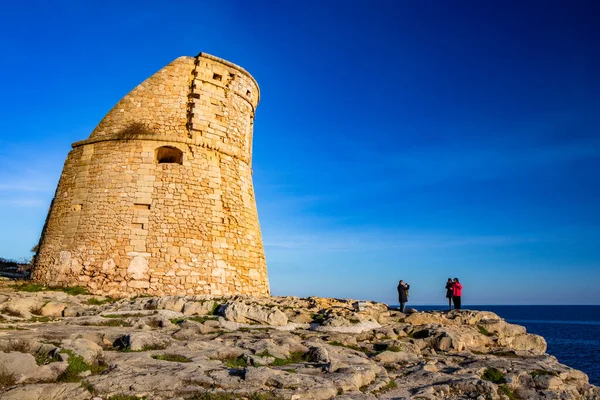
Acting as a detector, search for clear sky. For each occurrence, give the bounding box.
[1,1,599,305]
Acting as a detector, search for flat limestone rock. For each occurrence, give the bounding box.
[0,283,597,400]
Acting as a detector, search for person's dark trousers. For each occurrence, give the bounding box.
[452,296,461,310]
[448,297,452,310]
[400,302,406,313]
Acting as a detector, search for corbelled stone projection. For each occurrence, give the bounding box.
[32,53,270,297]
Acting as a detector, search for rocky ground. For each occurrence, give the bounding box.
[0,279,598,400]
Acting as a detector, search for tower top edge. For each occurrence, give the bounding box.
[196,52,260,103]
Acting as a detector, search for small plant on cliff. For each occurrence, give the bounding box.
[531,369,559,378]
[108,395,147,400]
[57,350,107,382]
[477,325,493,336]
[499,385,520,400]
[482,367,506,384]
[270,351,310,366]
[223,355,248,369]
[87,297,116,305]
[0,367,16,389]
[11,284,89,296]
[151,354,191,363]
[0,307,23,318]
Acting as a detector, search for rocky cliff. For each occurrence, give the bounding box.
[0,280,598,400]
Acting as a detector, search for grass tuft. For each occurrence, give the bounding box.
[151,354,191,363]
[11,284,89,296]
[499,384,520,400]
[482,367,506,384]
[87,297,117,305]
[1,307,23,317]
[0,367,16,388]
[107,395,147,400]
[531,369,559,378]
[271,351,310,366]
[477,325,493,336]
[223,355,248,369]
[57,349,107,382]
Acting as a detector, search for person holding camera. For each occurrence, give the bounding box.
[452,277,463,310]
[397,280,410,313]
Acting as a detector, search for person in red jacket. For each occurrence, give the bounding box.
[452,278,463,310]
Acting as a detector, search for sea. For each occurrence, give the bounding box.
[407,305,600,386]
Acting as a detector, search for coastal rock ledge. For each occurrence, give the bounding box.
[0,281,598,400]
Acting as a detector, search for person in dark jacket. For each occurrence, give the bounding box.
[452,277,463,310]
[445,278,454,310]
[397,280,410,313]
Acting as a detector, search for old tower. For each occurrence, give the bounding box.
[32,53,270,297]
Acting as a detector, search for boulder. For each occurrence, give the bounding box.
[115,332,170,351]
[61,338,102,363]
[182,300,215,315]
[222,301,288,326]
[40,301,66,317]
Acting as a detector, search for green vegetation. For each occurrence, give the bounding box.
[151,354,192,363]
[386,345,403,352]
[482,367,506,384]
[477,325,493,336]
[328,341,365,353]
[101,312,149,319]
[0,367,16,388]
[191,315,219,323]
[493,351,519,358]
[311,313,326,323]
[374,379,398,393]
[107,395,148,400]
[29,316,52,323]
[57,350,107,382]
[108,395,147,400]
[11,284,89,296]
[531,369,559,378]
[186,393,282,400]
[87,297,117,305]
[211,302,223,315]
[349,318,360,324]
[0,325,28,330]
[35,349,61,365]
[0,307,23,317]
[223,355,248,369]
[271,351,310,366]
[81,381,95,394]
[499,385,519,400]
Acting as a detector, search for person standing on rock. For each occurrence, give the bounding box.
[445,278,454,310]
[397,280,410,313]
[452,278,463,310]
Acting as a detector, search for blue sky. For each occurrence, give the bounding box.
[1,1,599,305]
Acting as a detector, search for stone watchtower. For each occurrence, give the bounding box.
[32,53,270,297]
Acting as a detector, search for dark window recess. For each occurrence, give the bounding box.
[133,203,151,210]
[246,90,251,97]
[156,146,183,164]
[213,73,222,81]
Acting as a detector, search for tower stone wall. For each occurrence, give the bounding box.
[32,53,269,297]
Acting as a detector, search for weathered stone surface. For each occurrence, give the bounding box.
[61,338,102,364]
[31,53,269,299]
[0,285,598,400]
[1,383,91,400]
[222,301,287,326]
[40,301,66,317]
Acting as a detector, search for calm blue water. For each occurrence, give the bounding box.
[411,305,600,386]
